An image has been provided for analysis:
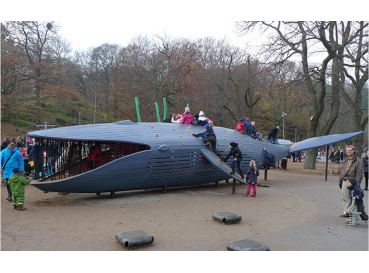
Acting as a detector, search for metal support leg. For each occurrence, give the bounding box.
[162,186,167,194]
[215,181,219,188]
[110,191,116,199]
[232,179,236,194]
[264,169,268,181]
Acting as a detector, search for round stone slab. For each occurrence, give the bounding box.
[227,239,270,251]
[116,230,154,249]
[212,212,242,224]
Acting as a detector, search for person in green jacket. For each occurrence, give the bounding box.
[8,166,31,211]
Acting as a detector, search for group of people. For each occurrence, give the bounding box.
[235,119,280,144]
[338,146,368,225]
[168,108,214,128]
[191,120,260,197]
[329,148,346,163]
[1,137,32,211]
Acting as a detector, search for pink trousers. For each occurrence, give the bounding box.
[247,184,256,193]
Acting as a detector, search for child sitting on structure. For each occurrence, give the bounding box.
[8,166,31,211]
[345,177,368,225]
[236,119,246,134]
[198,111,209,126]
[245,160,259,197]
[244,118,252,135]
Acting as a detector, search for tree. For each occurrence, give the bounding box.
[3,21,61,124]
[237,21,368,169]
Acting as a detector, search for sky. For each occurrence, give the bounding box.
[57,21,256,52]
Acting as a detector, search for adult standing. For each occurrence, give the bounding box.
[1,140,25,201]
[338,145,363,217]
[363,151,368,191]
[1,137,9,151]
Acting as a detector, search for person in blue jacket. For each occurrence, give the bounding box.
[1,140,25,201]
[244,117,252,135]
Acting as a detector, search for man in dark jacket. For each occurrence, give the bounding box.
[339,145,363,217]
[268,126,279,144]
[192,124,221,157]
[1,137,9,151]
[221,142,244,178]
[345,177,368,224]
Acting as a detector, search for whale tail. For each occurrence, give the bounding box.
[290,131,364,153]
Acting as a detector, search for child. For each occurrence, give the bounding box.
[221,142,244,178]
[181,107,193,125]
[244,118,252,135]
[245,160,260,197]
[236,119,246,134]
[345,177,368,224]
[198,111,209,126]
[192,124,221,157]
[8,166,31,211]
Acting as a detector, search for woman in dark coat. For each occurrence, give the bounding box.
[245,160,259,197]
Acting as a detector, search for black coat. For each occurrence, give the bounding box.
[224,146,243,161]
[246,166,259,185]
[363,156,368,173]
[269,127,279,135]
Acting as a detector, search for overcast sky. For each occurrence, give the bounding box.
[58,21,255,52]
[3,0,365,54]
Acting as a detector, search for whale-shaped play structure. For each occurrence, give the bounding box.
[27,121,363,194]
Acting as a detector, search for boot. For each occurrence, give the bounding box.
[245,192,250,197]
[203,141,211,146]
[251,192,256,197]
[14,205,17,209]
[17,207,26,211]
[229,168,235,176]
[6,196,12,201]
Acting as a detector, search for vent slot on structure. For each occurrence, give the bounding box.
[30,138,150,182]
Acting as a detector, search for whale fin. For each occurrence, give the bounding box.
[290,131,364,153]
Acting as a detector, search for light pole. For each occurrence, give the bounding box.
[295,128,297,142]
[281,112,287,139]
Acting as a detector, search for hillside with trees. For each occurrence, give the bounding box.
[1,21,368,169]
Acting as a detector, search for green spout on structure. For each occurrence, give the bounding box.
[155,102,160,122]
[163,97,167,121]
[135,97,141,123]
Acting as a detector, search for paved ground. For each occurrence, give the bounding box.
[1,168,368,251]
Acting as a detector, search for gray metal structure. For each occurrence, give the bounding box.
[27,121,363,194]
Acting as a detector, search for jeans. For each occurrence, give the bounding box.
[230,158,243,177]
[268,132,276,142]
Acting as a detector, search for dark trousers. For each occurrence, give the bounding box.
[268,132,276,142]
[202,136,221,157]
[364,172,368,190]
[357,203,368,221]
[5,178,11,198]
[230,158,243,177]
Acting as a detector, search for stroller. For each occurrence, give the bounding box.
[24,158,34,178]
[279,158,288,170]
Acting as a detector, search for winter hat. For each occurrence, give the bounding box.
[199,111,204,116]
[185,107,190,113]
[347,177,357,186]
[13,166,22,173]
[194,114,199,119]
[276,126,280,129]
[239,119,243,122]
[204,124,210,129]
[230,142,238,148]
